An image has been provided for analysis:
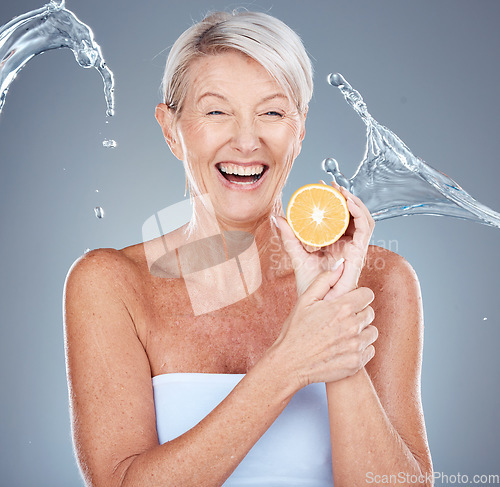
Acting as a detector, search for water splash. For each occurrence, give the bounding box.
[0,0,114,117]
[323,73,500,228]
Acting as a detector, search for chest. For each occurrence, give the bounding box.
[138,274,297,376]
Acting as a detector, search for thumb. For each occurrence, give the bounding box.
[301,266,343,304]
[275,215,307,267]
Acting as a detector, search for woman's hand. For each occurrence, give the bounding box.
[270,269,378,388]
[275,181,375,299]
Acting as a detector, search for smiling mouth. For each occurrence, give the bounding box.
[216,163,268,185]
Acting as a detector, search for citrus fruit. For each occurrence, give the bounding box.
[286,183,350,248]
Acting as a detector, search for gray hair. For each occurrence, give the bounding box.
[161,10,313,115]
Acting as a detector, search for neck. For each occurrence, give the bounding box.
[183,196,293,281]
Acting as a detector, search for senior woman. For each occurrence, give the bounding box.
[64,10,433,487]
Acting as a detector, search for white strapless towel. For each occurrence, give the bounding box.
[152,373,334,486]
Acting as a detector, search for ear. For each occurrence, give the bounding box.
[155,103,184,161]
[294,107,307,159]
[299,107,308,142]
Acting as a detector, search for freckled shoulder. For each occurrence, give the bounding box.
[65,247,142,289]
[360,245,419,291]
[64,247,145,327]
[359,245,423,332]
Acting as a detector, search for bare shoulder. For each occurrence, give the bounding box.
[63,245,148,334]
[359,245,423,351]
[65,244,144,292]
[360,245,421,304]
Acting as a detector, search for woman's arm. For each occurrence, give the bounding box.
[64,248,375,487]
[327,248,433,487]
[64,248,295,487]
[276,183,432,486]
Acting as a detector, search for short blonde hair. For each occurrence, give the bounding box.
[161,10,313,115]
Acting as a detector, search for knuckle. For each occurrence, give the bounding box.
[344,335,361,353]
[348,321,359,337]
[353,336,363,352]
[366,344,376,361]
[346,353,363,371]
[335,301,351,319]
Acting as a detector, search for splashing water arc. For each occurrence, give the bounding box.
[0,0,115,117]
[323,73,500,229]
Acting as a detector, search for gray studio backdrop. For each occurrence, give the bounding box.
[1,0,499,485]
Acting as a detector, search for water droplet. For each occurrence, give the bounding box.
[327,73,346,87]
[483,317,488,321]
[95,189,99,193]
[102,139,116,148]
[84,248,91,253]
[94,207,104,219]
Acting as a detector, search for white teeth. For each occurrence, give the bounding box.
[230,180,257,185]
[218,163,264,176]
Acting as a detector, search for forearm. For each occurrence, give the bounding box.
[121,349,296,487]
[326,369,429,487]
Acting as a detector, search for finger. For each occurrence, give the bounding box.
[323,260,345,301]
[323,255,363,299]
[339,185,372,222]
[320,178,342,191]
[303,243,320,253]
[340,186,375,230]
[275,215,308,265]
[345,197,373,248]
[334,286,375,314]
[360,324,378,345]
[301,268,344,304]
[338,186,365,212]
[355,306,376,333]
[356,286,375,308]
[362,344,376,367]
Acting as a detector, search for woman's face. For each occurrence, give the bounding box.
[157,50,306,230]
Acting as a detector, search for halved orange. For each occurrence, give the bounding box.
[286,183,350,248]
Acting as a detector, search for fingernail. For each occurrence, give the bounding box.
[331,257,344,271]
[270,215,277,226]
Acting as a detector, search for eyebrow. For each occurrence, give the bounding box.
[196,92,228,103]
[196,92,290,104]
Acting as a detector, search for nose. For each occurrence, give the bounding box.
[229,119,260,155]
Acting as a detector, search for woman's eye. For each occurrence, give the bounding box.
[207,110,224,115]
[264,111,283,117]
